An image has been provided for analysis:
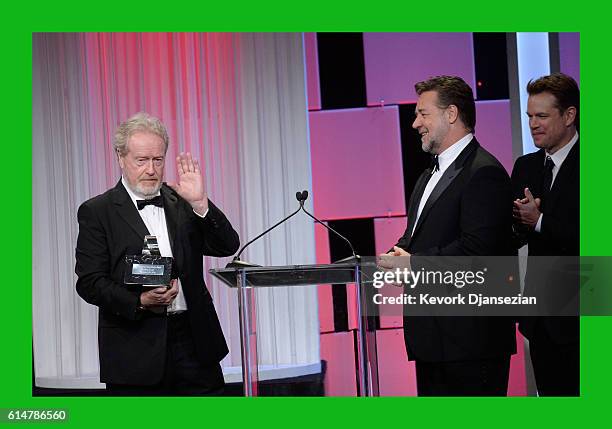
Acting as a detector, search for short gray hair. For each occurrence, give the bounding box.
[113,112,170,156]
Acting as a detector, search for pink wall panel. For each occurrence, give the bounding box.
[363,33,476,106]
[346,284,358,331]
[374,217,408,257]
[304,32,321,111]
[374,217,408,329]
[320,332,357,396]
[314,223,335,333]
[475,100,514,174]
[317,284,334,334]
[309,106,405,220]
[376,329,417,396]
[508,327,527,396]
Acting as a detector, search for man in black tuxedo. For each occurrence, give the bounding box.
[511,73,579,396]
[379,76,516,396]
[75,112,239,395]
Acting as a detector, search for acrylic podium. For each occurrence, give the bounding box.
[210,259,379,397]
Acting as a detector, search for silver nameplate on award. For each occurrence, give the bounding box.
[132,264,166,276]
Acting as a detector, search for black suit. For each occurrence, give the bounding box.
[511,141,579,396]
[394,138,516,395]
[75,181,239,388]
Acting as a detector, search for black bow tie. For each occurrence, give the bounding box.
[137,195,163,210]
[430,155,440,173]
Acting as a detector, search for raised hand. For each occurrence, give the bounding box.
[168,152,208,215]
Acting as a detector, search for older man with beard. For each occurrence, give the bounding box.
[75,112,239,395]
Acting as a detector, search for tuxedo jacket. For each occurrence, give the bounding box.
[511,142,579,344]
[75,181,239,385]
[395,139,517,363]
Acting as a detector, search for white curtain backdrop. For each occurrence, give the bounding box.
[32,32,319,388]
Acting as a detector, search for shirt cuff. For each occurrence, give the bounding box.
[534,213,543,232]
[193,208,209,218]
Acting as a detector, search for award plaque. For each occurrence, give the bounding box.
[124,235,173,287]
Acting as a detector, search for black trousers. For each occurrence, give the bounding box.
[530,334,579,396]
[415,356,510,396]
[106,312,225,396]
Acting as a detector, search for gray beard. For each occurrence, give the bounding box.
[124,178,162,198]
[135,183,162,197]
[422,138,439,154]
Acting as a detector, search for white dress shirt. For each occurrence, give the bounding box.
[122,177,207,313]
[411,133,474,237]
[535,131,579,232]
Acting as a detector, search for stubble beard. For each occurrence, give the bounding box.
[422,135,440,154]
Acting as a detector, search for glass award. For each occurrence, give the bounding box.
[124,235,173,287]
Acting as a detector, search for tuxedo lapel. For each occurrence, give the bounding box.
[111,181,150,241]
[546,141,579,209]
[406,169,433,239]
[161,184,180,254]
[411,139,478,240]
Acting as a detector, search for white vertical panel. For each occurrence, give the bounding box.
[517,33,551,155]
[233,33,319,368]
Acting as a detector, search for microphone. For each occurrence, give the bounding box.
[297,190,359,263]
[226,190,359,268]
[226,193,304,268]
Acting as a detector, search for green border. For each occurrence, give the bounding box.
[5,1,610,428]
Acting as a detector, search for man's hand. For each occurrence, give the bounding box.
[168,152,208,215]
[139,279,179,310]
[389,246,409,257]
[377,247,411,287]
[378,246,411,270]
[513,187,541,228]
